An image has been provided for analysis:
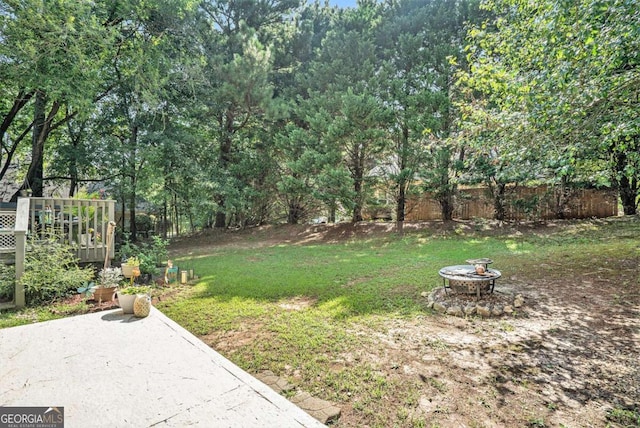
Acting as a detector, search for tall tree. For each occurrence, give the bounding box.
[89,0,198,239]
[0,0,115,197]
[272,3,349,224]
[304,2,391,222]
[459,0,640,214]
[196,0,298,228]
[376,0,480,224]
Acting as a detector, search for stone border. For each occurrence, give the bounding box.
[423,287,526,318]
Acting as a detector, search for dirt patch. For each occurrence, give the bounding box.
[340,281,638,426]
[169,219,640,427]
[202,319,276,356]
[278,296,318,311]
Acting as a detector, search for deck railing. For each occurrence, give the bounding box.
[2,197,116,308]
[14,198,28,307]
[25,197,116,264]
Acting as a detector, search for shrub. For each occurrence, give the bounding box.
[135,214,154,233]
[138,253,158,276]
[0,263,15,301]
[149,235,169,265]
[116,236,138,262]
[116,235,169,277]
[19,237,94,305]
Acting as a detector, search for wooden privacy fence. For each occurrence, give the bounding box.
[405,186,618,221]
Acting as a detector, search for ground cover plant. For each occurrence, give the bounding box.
[159,218,640,427]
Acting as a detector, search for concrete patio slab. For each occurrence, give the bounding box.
[0,308,324,427]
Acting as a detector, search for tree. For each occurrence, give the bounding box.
[303,2,392,223]
[88,0,198,239]
[195,0,298,228]
[459,0,640,214]
[376,0,480,224]
[0,0,116,197]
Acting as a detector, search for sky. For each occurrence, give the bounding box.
[329,0,358,8]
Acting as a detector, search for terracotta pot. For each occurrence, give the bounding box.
[93,287,116,303]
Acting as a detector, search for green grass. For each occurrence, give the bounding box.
[154,218,640,426]
[163,234,535,322]
[607,406,640,426]
[3,218,639,426]
[0,300,90,329]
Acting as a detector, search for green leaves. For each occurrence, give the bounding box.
[457,0,640,213]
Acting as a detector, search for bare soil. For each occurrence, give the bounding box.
[170,220,640,427]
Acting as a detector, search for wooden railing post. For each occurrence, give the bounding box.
[15,198,29,308]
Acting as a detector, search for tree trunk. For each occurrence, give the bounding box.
[437,149,455,221]
[328,203,336,223]
[351,148,365,223]
[129,126,138,241]
[396,124,409,224]
[173,192,180,236]
[66,117,81,197]
[214,210,226,229]
[287,201,302,224]
[13,94,61,201]
[215,114,234,228]
[493,182,507,221]
[554,178,574,219]
[352,175,363,222]
[619,173,638,215]
[19,92,46,198]
[440,194,454,221]
[396,179,406,234]
[615,150,639,215]
[129,181,137,241]
[162,195,168,239]
[0,91,34,184]
[120,197,126,231]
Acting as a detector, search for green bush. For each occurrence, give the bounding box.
[19,238,94,305]
[149,235,169,265]
[135,214,154,233]
[0,263,15,301]
[138,252,158,276]
[116,235,169,275]
[113,235,171,283]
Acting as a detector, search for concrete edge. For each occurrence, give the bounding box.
[151,308,326,427]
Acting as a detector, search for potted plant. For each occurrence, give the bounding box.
[118,265,141,313]
[121,256,140,279]
[138,253,158,283]
[93,267,123,303]
[119,284,152,315]
[77,281,97,298]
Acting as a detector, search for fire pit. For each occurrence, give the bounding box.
[438,264,501,300]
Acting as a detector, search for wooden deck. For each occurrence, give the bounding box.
[25,196,116,264]
[5,197,116,308]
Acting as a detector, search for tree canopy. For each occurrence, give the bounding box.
[1,0,636,238]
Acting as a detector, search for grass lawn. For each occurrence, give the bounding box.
[2,218,638,427]
[156,218,640,427]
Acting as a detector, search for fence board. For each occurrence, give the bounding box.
[405,186,618,221]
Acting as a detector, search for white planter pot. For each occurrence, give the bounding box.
[118,293,137,314]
